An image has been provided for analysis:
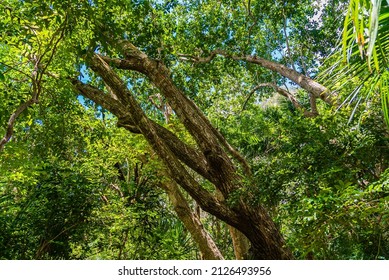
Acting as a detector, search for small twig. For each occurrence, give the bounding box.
[0,61,32,79]
[242,83,271,111]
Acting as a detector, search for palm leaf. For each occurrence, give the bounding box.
[320,1,389,126]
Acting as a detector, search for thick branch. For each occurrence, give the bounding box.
[179,50,334,105]
[71,78,212,180]
[71,79,131,119]
[99,52,251,177]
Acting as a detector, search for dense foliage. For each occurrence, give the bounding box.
[0,0,388,259]
[219,102,389,259]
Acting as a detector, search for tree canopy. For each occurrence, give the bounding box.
[0,0,388,260]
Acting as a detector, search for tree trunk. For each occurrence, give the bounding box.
[161,180,224,260]
[228,226,250,260]
[215,189,250,259]
[71,38,294,259]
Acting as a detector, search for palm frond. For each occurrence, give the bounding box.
[320,1,389,126]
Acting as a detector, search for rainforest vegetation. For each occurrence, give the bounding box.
[0,0,388,259]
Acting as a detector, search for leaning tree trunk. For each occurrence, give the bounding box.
[228,225,250,260]
[71,34,299,259]
[161,180,224,260]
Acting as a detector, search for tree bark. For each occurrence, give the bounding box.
[161,180,224,260]
[228,226,250,260]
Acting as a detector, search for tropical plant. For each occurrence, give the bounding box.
[0,0,387,260]
[320,0,389,125]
